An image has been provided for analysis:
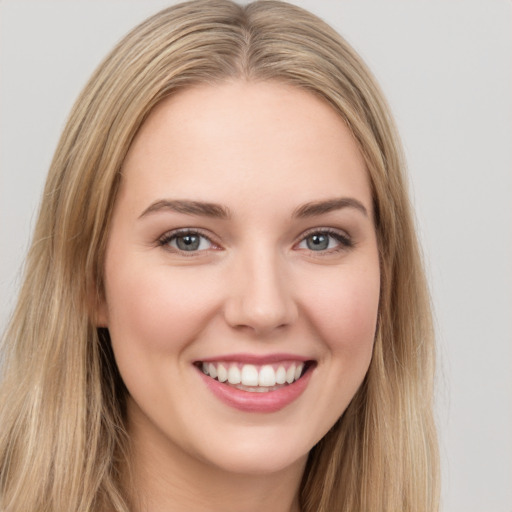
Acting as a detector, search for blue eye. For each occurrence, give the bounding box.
[160,231,213,252]
[297,230,352,252]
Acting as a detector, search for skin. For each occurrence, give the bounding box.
[99,80,381,512]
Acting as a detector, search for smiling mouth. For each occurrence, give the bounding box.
[195,360,315,393]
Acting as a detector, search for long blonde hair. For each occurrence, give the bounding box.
[0,1,439,510]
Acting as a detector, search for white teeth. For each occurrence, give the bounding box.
[258,365,276,386]
[275,365,286,385]
[241,364,259,386]
[286,364,296,384]
[208,363,217,379]
[217,363,228,382]
[227,365,241,384]
[200,361,308,387]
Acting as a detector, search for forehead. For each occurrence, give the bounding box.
[119,80,372,215]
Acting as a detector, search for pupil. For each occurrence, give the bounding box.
[177,234,200,251]
[307,234,328,251]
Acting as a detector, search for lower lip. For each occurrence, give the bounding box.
[197,366,313,413]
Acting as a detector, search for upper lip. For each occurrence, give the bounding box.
[196,353,313,365]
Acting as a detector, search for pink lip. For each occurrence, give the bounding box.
[198,353,310,365]
[196,361,314,413]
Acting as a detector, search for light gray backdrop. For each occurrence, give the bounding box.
[1,1,511,511]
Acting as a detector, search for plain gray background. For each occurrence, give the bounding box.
[1,1,511,511]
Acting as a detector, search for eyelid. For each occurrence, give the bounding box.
[294,227,354,252]
[156,226,353,255]
[157,228,221,254]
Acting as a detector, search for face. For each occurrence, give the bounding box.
[99,81,380,477]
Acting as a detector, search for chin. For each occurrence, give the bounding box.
[202,442,309,477]
[183,421,315,477]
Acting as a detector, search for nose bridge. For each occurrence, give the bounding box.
[224,244,297,334]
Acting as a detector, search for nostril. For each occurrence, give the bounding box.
[224,297,298,335]
[222,263,298,333]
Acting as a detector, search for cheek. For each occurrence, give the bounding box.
[286,262,379,445]
[104,261,221,356]
[299,264,380,358]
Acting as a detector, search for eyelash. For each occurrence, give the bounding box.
[157,228,353,255]
[296,228,354,255]
[158,228,218,255]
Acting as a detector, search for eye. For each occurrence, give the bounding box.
[297,229,352,252]
[159,230,215,253]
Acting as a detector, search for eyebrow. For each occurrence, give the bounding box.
[293,197,368,218]
[138,197,368,221]
[138,199,230,219]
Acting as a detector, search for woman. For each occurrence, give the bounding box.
[0,1,439,510]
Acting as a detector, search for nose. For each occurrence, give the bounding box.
[223,248,298,336]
